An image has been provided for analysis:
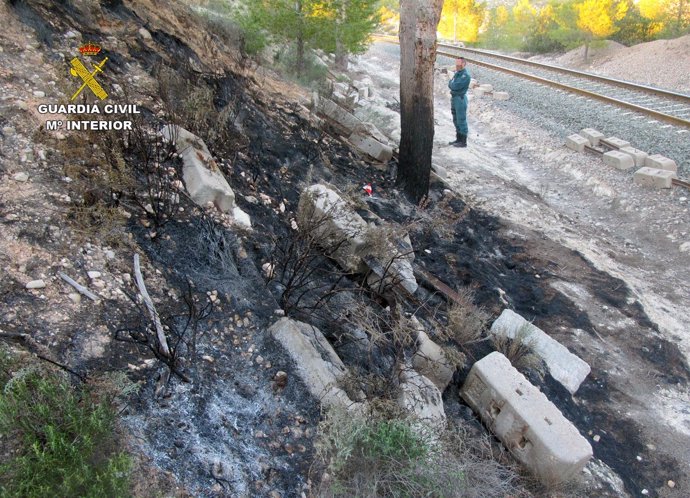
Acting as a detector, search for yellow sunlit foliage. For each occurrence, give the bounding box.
[575,0,628,39]
[639,0,665,20]
[308,1,337,20]
[639,0,690,32]
[536,4,556,34]
[513,0,537,25]
[438,0,485,42]
[495,5,510,27]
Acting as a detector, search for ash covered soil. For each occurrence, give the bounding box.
[356,44,690,497]
[1,1,689,497]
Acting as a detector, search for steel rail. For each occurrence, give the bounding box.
[435,49,690,129]
[438,43,690,103]
[373,36,690,128]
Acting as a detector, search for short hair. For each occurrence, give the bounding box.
[456,57,466,62]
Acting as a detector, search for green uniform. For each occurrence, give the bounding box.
[448,68,470,136]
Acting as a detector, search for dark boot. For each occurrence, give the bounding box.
[448,132,461,146]
[456,133,467,148]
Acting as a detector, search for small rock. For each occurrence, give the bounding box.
[668,480,675,488]
[641,490,648,495]
[274,309,285,317]
[255,355,264,365]
[87,271,102,280]
[68,293,81,304]
[593,435,601,442]
[26,279,46,289]
[679,242,690,253]
[174,439,185,448]
[139,27,152,40]
[92,280,106,289]
[274,371,288,388]
[244,195,259,204]
[105,250,115,259]
[13,172,29,182]
[202,355,214,363]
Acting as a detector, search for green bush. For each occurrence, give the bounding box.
[0,364,131,497]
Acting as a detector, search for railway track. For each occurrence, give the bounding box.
[373,36,690,129]
[436,43,690,129]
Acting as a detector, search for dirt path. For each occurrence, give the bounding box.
[354,44,690,497]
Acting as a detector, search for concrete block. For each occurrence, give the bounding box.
[644,154,677,173]
[431,163,448,180]
[603,150,635,171]
[479,84,493,93]
[412,324,455,392]
[316,97,362,134]
[352,80,370,99]
[461,352,593,485]
[493,91,510,100]
[348,133,393,163]
[269,318,364,412]
[490,309,590,394]
[603,136,630,149]
[633,167,675,188]
[161,125,237,214]
[298,184,369,273]
[473,88,485,97]
[580,128,605,146]
[618,146,648,167]
[333,82,349,95]
[470,79,480,89]
[565,134,589,153]
[398,366,446,428]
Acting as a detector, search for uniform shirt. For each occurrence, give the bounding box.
[448,68,471,97]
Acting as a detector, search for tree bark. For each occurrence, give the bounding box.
[335,1,348,70]
[396,0,445,203]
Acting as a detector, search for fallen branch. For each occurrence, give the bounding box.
[133,253,171,358]
[58,272,99,301]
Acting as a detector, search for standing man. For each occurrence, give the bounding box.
[448,57,470,148]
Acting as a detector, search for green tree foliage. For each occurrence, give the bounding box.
[235,0,380,74]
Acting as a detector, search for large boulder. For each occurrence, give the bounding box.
[161,125,250,227]
[269,318,364,412]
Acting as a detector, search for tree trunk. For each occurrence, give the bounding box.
[396,0,445,204]
[335,1,348,70]
[296,1,305,76]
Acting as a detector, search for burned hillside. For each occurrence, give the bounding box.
[1,1,689,497]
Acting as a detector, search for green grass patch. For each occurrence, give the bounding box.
[0,357,131,497]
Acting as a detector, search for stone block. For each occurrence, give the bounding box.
[316,97,362,134]
[352,80,370,99]
[269,318,364,412]
[461,352,593,485]
[470,79,480,89]
[580,128,605,146]
[493,91,510,100]
[348,133,393,163]
[565,134,589,153]
[431,163,448,180]
[603,150,635,171]
[473,88,486,97]
[398,366,446,428]
[644,154,677,173]
[490,309,590,394]
[161,125,238,215]
[412,326,454,392]
[603,136,630,149]
[479,84,494,93]
[633,167,675,188]
[298,184,368,273]
[333,82,349,95]
[618,146,648,167]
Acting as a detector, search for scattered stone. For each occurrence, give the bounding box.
[65,30,79,39]
[668,480,675,488]
[593,434,601,442]
[68,292,81,304]
[398,366,446,429]
[12,172,29,182]
[412,324,455,392]
[492,91,510,100]
[87,271,102,280]
[26,279,46,289]
[680,242,690,253]
[33,90,45,98]
[139,27,152,40]
[274,371,288,389]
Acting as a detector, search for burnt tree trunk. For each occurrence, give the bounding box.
[396,0,444,204]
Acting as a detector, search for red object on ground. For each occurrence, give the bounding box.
[363,183,373,196]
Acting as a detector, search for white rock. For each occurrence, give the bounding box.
[490,309,590,394]
[679,242,690,253]
[88,271,102,280]
[398,366,446,428]
[26,279,46,289]
[33,90,45,98]
[139,27,152,40]
[13,172,29,182]
[232,206,252,228]
[412,325,455,392]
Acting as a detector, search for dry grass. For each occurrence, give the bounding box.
[491,323,544,376]
[445,287,491,346]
